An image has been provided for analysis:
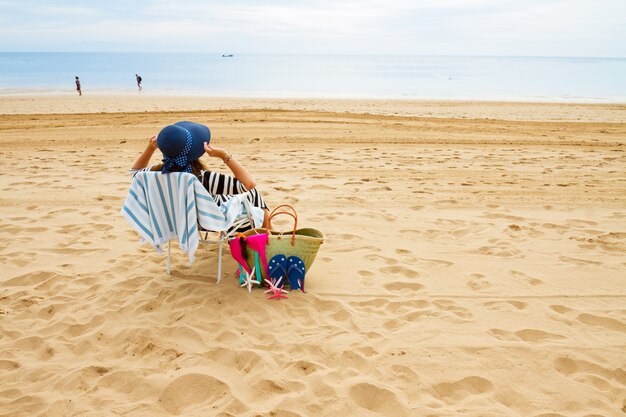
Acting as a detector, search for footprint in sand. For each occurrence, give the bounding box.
[286,359,325,376]
[432,376,494,402]
[8,181,36,186]
[559,256,603,266]
[452,227,476,238]
[476,240,523,258]
[1,251,35,268]
[317,213,337,221]
[348,382,409,417]
[389,364,422,387]
[383,282,424,292]
[251,377,305,398]
[514,329,566,342]
[335,233,360,241]
[92,223,114,232]
[394,248,416,263]
[482,300,527,311]
[434,199,460,206]
[488,328,565,342]
[540,222,569,233]
[203,348,266,375]
[273,185,302,193]
[365,254,398,265]
[349,298,388,312]
[2,271,65,287]
[549,304,573,315]
[0,360,20,372]
[510,270,543,286]
[565,219,598,227]
[159,374,232,415]
[554,356,625,392]
[381,316,409,332]
[7,216,28,222]
[433,299,473,321]
[376,211,399,222]
[504,224,544,238]
[379,265,419,279]
[467,273,492,291]
[575,313,626,333]
[416,258,454,268]
[570,232,626,253]
[482,213,526,222]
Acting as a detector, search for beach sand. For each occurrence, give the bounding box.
[1,95,625,416]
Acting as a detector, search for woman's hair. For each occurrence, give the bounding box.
[150,159,208,177]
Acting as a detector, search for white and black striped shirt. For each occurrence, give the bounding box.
[201,170,268,210]
[130,167,268,211]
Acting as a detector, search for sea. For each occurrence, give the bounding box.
[1,52,625,102]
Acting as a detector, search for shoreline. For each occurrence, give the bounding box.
[1,94,625,122]
[1,89,625,104]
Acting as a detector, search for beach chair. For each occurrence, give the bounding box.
[195,197,258,283]
[121,171,263,282]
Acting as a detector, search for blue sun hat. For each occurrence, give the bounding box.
[156,121,210,173]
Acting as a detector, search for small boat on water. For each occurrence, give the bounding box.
[222,54,234,58]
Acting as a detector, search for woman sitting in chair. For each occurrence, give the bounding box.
[130,121,270,228]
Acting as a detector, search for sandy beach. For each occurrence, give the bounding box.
[1,95,625,417]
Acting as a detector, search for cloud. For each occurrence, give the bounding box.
[0,0,624,55]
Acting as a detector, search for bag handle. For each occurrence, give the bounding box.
[269,204,297,219]
[268,204,298,246]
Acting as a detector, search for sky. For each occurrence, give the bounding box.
[0,0,624,57]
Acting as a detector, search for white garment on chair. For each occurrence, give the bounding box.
[121,171,263,265]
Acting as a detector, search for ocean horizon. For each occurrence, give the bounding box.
[1,52,625,102]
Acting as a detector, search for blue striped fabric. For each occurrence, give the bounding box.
[121,171,263,265]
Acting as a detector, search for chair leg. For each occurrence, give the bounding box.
[167,240,171,275]
[217,235,223,284]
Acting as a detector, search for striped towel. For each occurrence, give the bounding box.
[121,171,263,265]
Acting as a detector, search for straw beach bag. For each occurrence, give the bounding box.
[242,205,325,282]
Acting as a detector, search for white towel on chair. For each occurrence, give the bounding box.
[121,171,263,265]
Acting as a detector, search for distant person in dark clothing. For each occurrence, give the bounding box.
[136,74,142,91]
[75,76,82,96]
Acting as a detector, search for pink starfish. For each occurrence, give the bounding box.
[264,277,289,301]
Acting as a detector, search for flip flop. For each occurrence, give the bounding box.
[287,256,306,291]
[268,254,288,288]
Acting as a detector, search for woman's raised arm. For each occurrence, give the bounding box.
[131,136,158,170]
[204,142,256,190]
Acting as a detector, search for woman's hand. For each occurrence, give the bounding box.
[149,135,158,150]
[204,143,229,161]
[131,135,159,170]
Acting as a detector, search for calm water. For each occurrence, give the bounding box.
[1,52,625,102]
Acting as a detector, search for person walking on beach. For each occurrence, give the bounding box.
[75,76,82,96]
[130,121,271,227]
[135,74,142,91]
